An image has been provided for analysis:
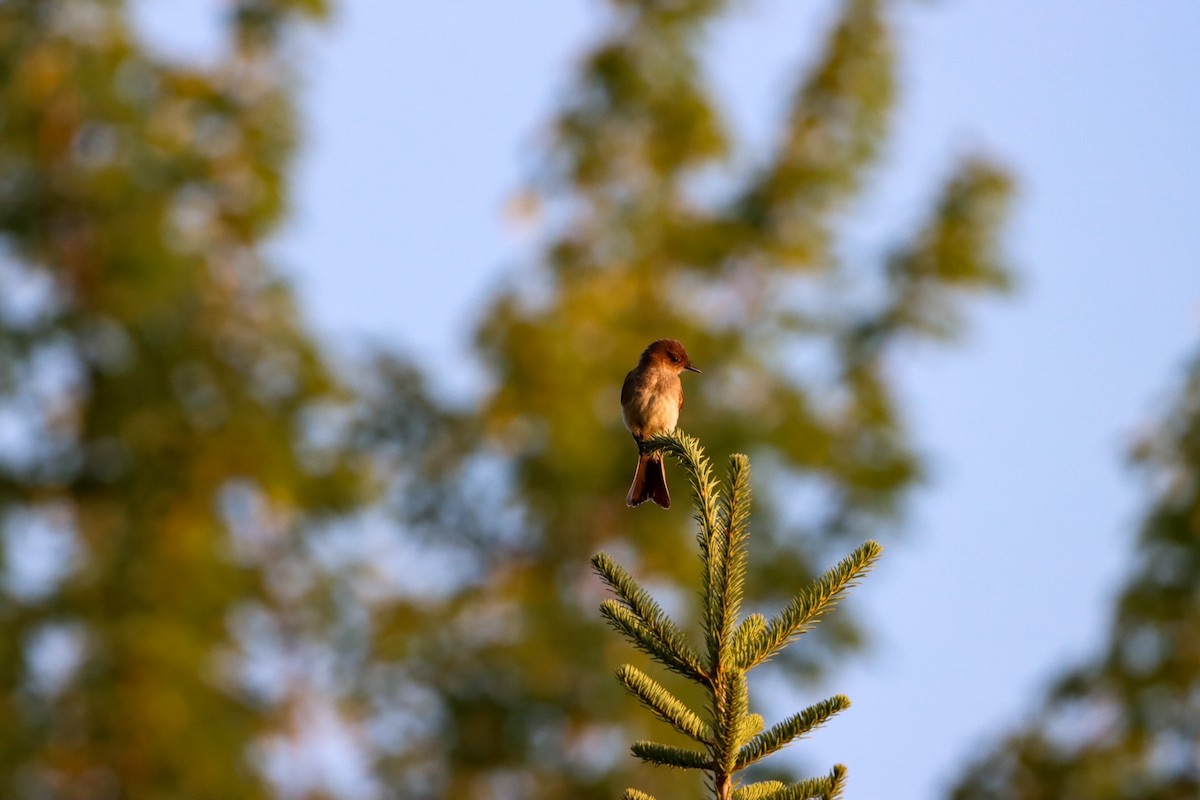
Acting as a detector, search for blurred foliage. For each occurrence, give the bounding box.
[0,1,1017,799]
[949,351,1200,800]
[0,1,363,798]
[359,0,1015,798]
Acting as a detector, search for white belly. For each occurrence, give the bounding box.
[622,374,680,438]
[640,391,679,433]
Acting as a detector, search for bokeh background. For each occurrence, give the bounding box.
[2,1,1198,799]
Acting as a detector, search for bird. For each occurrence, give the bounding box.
[621,339,700,508]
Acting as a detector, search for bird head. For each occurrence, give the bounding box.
[641,339,700,374]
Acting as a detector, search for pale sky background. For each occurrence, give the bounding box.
[140,2,1200,798]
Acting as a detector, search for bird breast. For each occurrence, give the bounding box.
[623,371,681,437]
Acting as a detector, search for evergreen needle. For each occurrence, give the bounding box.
[593,431,880,799]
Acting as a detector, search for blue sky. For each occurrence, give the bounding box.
[140,1,1200,796]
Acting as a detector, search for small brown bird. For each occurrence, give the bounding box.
[621,339,700,508]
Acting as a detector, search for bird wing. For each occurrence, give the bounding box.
[620,369,637,407]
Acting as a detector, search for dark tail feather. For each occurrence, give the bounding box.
[627,453,671,509]
[626,454,649,507]
[645,454,670,508]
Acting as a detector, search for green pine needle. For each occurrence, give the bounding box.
[594,433,877,799]
[730,768,846,800]
[647,430,726,673]
[645,429,722,544]
[731,781,787,800]
[594,551,707,681]
[708,454,751,667]
[631,740,713,770]
[825,764,848,800]
[616,663,714,744]
[741,712,765,741]
[599,600,707,683]
[739,540,882,670]
[764,779,827,800]
[736,695,851,770]
[622,790,658,800]
[714,669,751,773]
[731,613,767,667]
[762,764,849,800]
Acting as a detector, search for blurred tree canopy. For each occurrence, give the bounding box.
[0,0,1015,799]
[0,1,362,798]
[948,350,1200,800]
[370,0,1014,798]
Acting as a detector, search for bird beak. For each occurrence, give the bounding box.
[685,365,701,373]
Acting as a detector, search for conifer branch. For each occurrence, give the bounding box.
[732,782,785,800]
[742,713,765,742]
[759,764,849,800]
[622,790,658,800]
[616,664,714,744]
[739,541,882,670]
[648,430,725,671]
[594,551,708,681]
[731,613,767,667]
[826,764,848,800]
[730,766,846,800]
[645,429,722,550]
[713,669,751,775]
[631,740,714,770]
[599,600,707,683]
[736,695,850,770]
[594,434,878,799]
[708,454,751,667]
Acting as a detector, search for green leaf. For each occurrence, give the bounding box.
[737,695,850,770]
[616,663,713,744]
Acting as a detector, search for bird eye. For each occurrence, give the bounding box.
[669,354,679,363]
